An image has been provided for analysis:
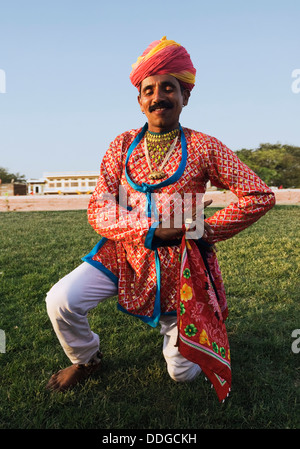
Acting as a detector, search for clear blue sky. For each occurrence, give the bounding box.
[0,0,299,179]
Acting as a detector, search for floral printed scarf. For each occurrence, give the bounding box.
[177,236,231,402]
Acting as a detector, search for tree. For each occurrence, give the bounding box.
[236,144,300,188]
[0,167,26,184]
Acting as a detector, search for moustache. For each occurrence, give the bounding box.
[149,101,173,113]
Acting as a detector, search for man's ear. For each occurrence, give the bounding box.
[182,89,190,107]
[137,94,145,113]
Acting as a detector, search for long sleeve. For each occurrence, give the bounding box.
[87,134,152,245]
[203,137,275,244]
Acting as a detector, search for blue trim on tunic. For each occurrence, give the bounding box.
[83,238,176,327]
[123,123,188,326]
[82,238,119,286]
[125,123,187,218]
[144,221,160,250]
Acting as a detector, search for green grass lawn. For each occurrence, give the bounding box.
[0,206,299,429]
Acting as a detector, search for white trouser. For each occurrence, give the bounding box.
[46,262,201,382]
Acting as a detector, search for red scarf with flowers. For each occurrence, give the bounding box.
[177,236,231,402]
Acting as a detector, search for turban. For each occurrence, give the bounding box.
[130,36,196,92]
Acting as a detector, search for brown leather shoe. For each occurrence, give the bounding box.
[46,352,102,392]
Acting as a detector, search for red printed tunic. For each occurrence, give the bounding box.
[85,126,275,325]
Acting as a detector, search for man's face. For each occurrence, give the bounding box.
[138,74,190,133]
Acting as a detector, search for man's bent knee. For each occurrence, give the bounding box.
[45,280,76,320]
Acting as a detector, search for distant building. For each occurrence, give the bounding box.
[27,171,99,195]
[26,172,217,195]
[0,181,27,196]
[26,178,46,195]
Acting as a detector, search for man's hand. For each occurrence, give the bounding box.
[154,199,214,241]
[154,222,184,241]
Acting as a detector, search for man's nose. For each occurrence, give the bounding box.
[152,86,165,103]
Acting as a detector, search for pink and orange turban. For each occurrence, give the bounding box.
[130,36,196,92]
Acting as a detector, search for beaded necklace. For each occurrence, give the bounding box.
[144,128,180,180]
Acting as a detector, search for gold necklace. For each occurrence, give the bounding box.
[144,129,179,180]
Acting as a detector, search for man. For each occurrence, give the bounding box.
[46,37,275,397]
